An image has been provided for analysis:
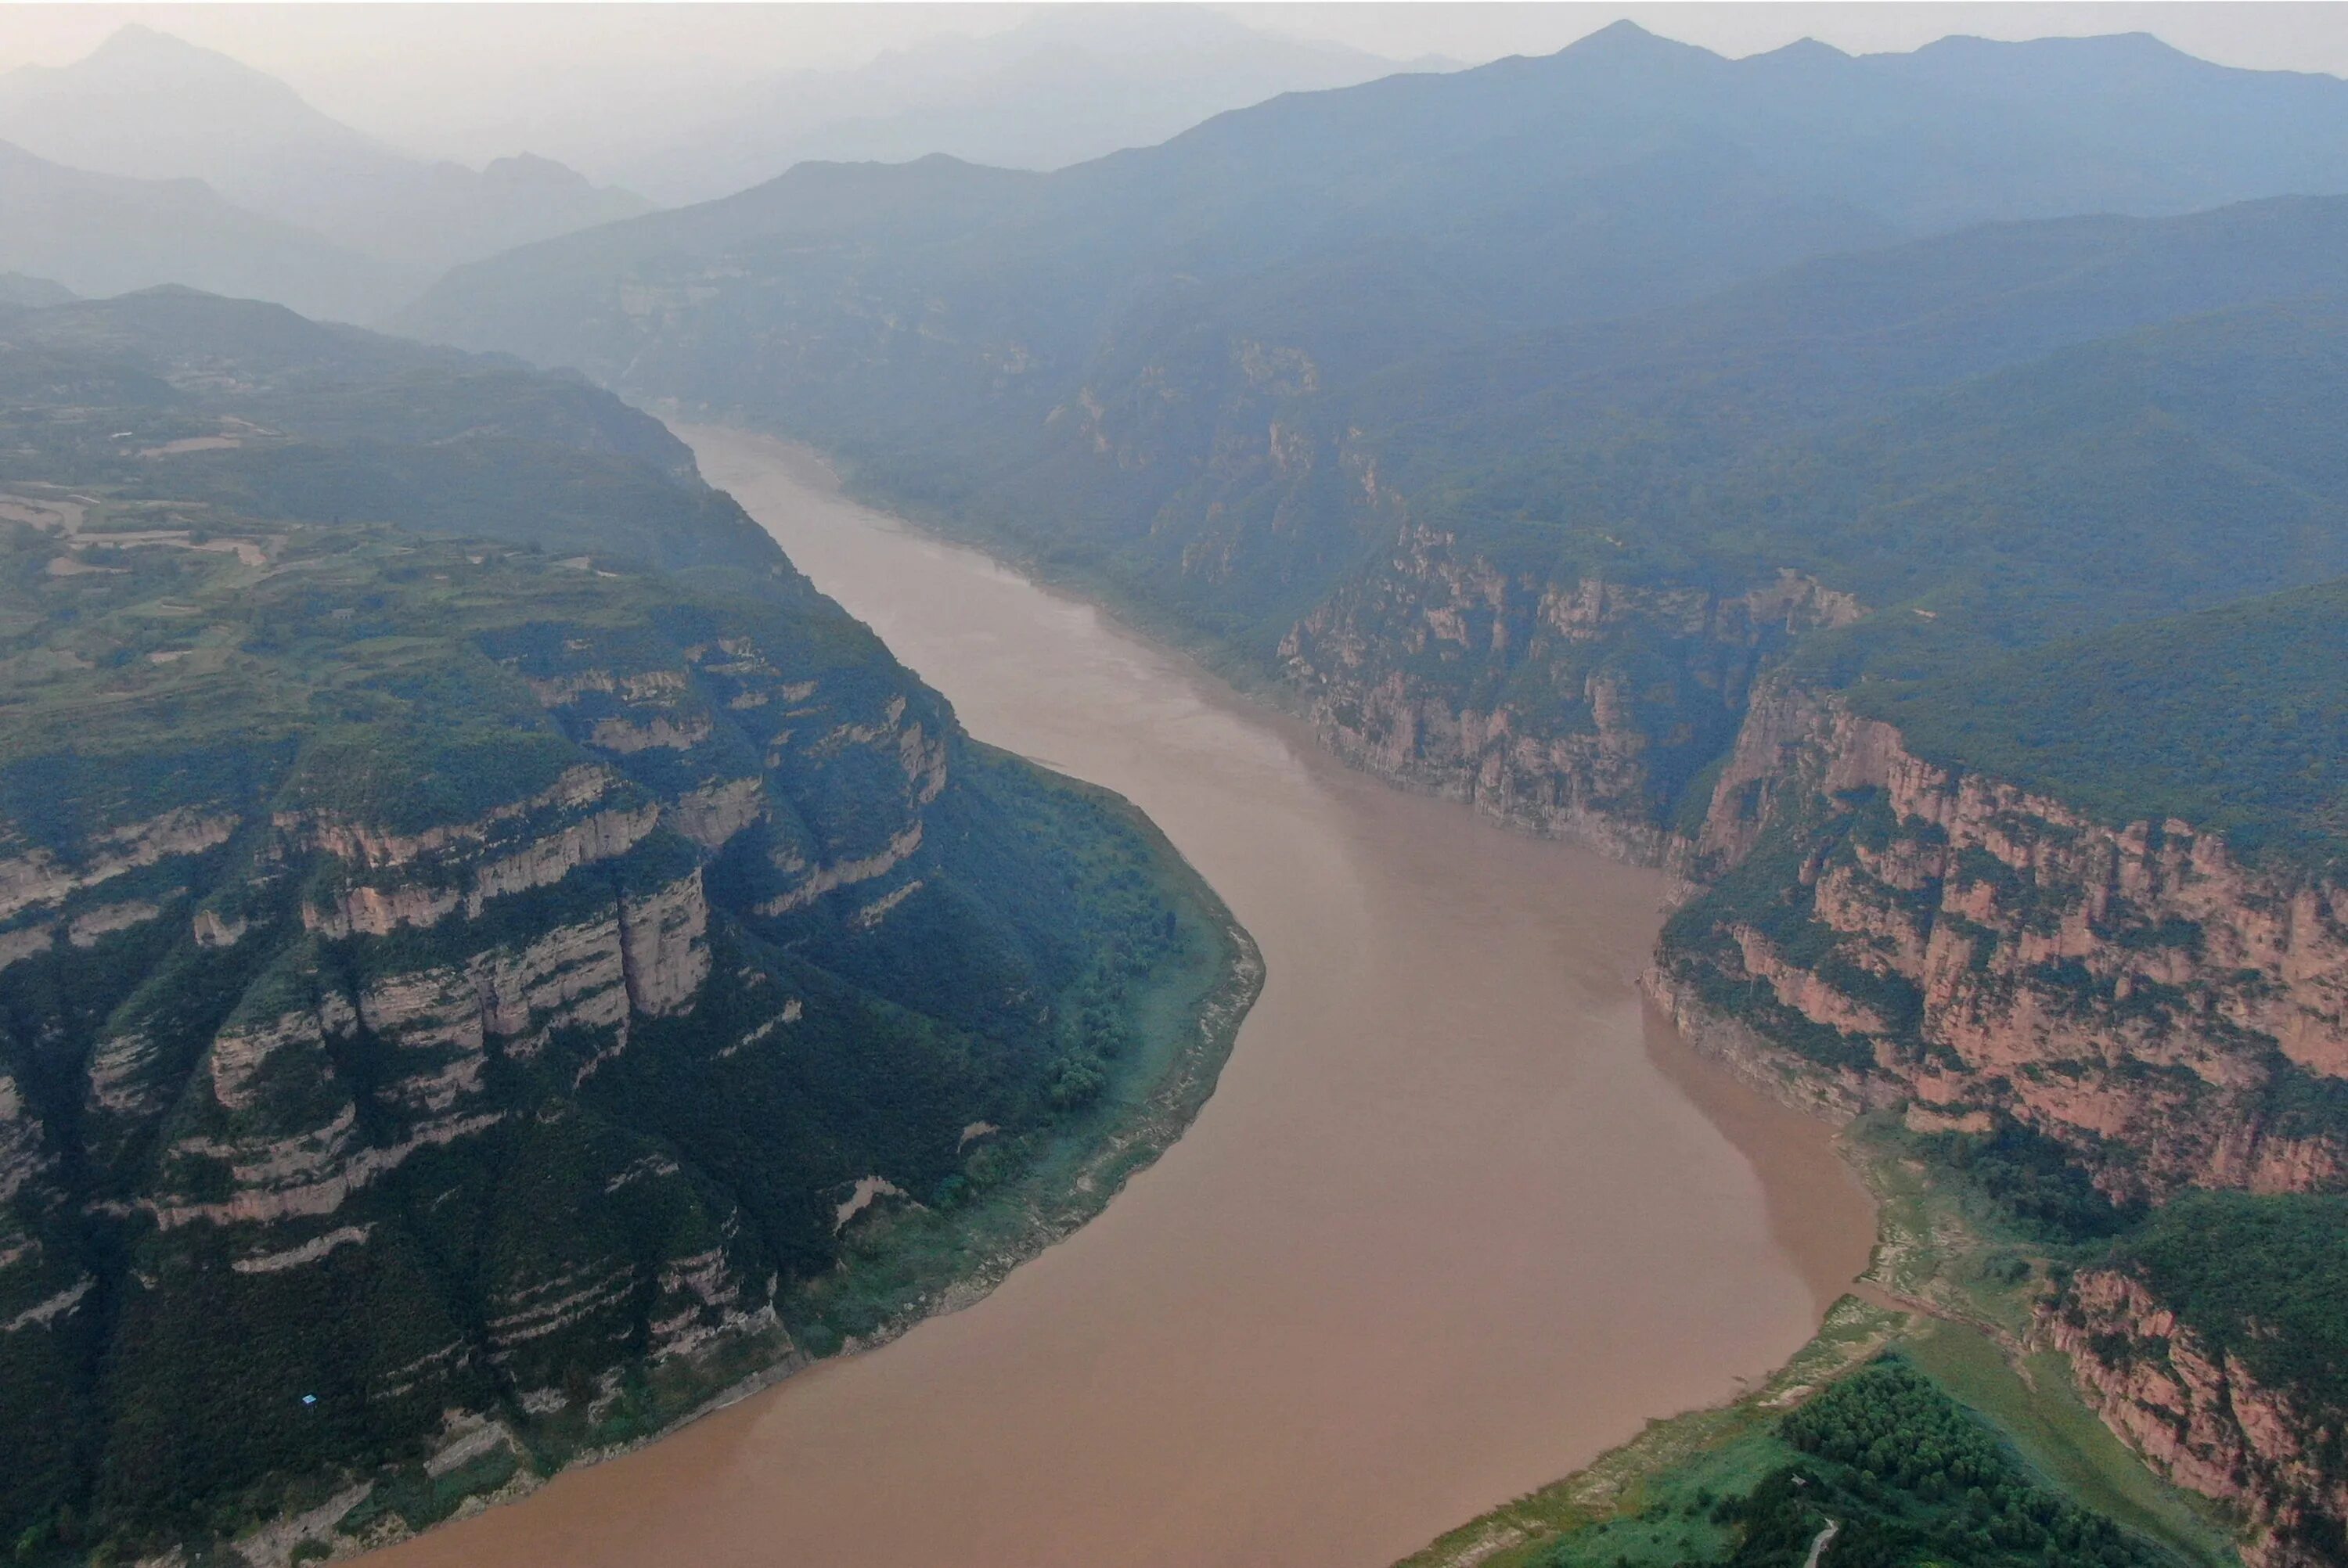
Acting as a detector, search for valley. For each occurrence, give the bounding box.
[356,428,1878,1568]
[0,296,1254,1563]
[5,10,2346,1566]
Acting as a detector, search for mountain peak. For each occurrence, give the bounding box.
[82,22,273,82]
[1909,29,2199,69]
[483,151,589,189]
[89,21,190,56]
[1759,37,1852,64]
[1556,19,1718,68]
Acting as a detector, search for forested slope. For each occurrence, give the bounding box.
[0,290,1251,1563]
[403,28,2348,1561]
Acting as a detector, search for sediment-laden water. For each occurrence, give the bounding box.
[369,426,1874,1568]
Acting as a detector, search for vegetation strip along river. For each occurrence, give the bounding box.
[369,426,1876,1568]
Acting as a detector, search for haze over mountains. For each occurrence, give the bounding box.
[408,21,2348,433]
[10,9,2348,1565]
[0,24,648,319]
[0,24,650,267]
[0,11,1450,319]
[0,139,415,324]
[587,5,1446,204]
[404,30,2348,1553]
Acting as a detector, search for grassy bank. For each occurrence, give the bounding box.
[772,775,1264,1358]
[1395,1113,2242,1568]
[308,782,1262,1563]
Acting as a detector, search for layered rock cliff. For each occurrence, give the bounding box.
[1281,524,1863,861]
[1627,663,2348,1565]
[1653,682,2348,1202]
[0,293,1241,1563]
[2045,1266,2344,1567]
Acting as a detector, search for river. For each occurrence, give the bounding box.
[370,426,1875,1568]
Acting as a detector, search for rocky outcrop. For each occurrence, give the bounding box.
[0,807,237,925]
[2046,1268,2346,1567]
[1281,527,1860,861]
[670,777,765,849]
[1645,969,1902,1124]
[468,804,662,914]
[164,864,721,1233]
[1658,683,2348,1199]
[760,822,924,916]
[279,765,615,870]
[300,789,662,939]
[621,872,711,1015]
[0,806,238,974]
[0,1075,43,1206]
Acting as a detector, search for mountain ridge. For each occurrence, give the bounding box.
[0,25,651,271]
[0,139,422,323]
[0,287,1256,1562]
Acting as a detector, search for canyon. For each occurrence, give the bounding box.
[2049,1267,2344,1567]
[9,16,2346,1566]
[1285,524,2348,1559]
[0,298,1248,1562]
[359,428,1879,1568]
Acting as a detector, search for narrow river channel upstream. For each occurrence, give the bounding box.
[370,426,1877,1568]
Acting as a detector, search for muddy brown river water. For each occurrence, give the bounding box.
[373,427,1875,1568]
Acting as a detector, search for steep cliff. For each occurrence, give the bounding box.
[1633,584,2348,1562]
[0,293,1249,1563]
[2041,1194,2348,1567]
[1653,680,2348,1199]
[1281,524,1861,861]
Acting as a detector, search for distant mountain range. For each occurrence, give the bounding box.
[405,20,2348,423]
[400,44,2348,1558]
[585,5,1448,204]
[0,24,650,316]
[0,138,419,323]
[0,13,1452,321]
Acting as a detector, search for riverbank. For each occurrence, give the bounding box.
[289,768,1262,1566]
[355,425,1871,1568]
[757,766,1264,1364]
[721,424,2259,1568]
[1392,1093,2245,1568]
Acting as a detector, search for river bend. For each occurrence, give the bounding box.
[371,426,1874,1568]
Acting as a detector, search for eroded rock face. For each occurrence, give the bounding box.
[0,1075,42,1207]
[670,777,764,850]
[1281,526,1860,861]
[297,775,664,939]
[1659,684,2348,1199]
[0,599,1007,1541]
[1604,673,2348,1557]
[0,804,239,978]
[621,872,711,1016]
[0,807,237,926]
[2047,1269,2347,1568]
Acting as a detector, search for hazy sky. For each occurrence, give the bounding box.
[4,3,2343,163]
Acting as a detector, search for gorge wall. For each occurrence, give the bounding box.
[1266,521,2348,1559]
[1266,520,2348,1204]
[0,292,1232,1563]
[1655,685,2348,1200]
[1280,523,1864,863]
[2046,1267,2345,1568]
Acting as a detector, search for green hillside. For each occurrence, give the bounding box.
[0,290,1255,1562]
